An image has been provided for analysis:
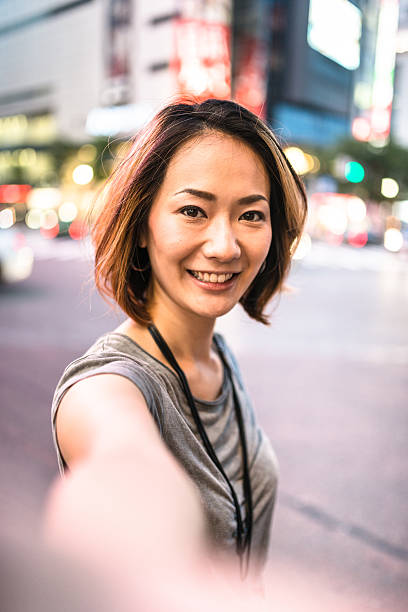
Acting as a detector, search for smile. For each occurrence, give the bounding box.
[188,270,238,284]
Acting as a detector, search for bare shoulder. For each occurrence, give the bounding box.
[56,373,161,470]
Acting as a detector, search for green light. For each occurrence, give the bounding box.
[345,161,365,183]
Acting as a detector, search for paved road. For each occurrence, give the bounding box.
[1,235,407,610]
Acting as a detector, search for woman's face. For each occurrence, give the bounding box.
[143,131,272,322]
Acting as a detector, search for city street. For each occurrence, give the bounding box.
[1,234,407,611]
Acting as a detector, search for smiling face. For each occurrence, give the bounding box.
[143,131,272,323]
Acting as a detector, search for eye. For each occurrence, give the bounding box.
[179,206,206,219]
[240,210,265,222]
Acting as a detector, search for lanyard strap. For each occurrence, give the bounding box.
[147,324,253,577]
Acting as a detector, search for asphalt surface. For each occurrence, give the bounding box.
[1,234,407,611]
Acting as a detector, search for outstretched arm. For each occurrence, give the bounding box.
[44,374,206,574]
[43,373,267,611]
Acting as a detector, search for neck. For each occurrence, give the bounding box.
[148,298,216,365]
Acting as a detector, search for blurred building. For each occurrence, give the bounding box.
[0,0,233,186]
[393,0,408,146]
[0,0,235,235]
[1,0,405,250]
[233,0,388,148]
[0,0,400,183]
[271,0,362,146]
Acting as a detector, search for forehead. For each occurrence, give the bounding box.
[161,131,270,195]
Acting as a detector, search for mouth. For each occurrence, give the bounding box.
[187,270,240,284]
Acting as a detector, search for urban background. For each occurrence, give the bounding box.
[0,1,407,611]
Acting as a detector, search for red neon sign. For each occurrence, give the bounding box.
[0,184,32,204]
[172,18,231,100]
[234,36,267,118]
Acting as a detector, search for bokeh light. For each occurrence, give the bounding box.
[348,231,368,248]
[381,178,399,198]
[351,117,371,141]
[78,144,97,162]
[393,200,408,224]
[41,209,59,230]
[58,201,78,223]
[68,219,89,240]
[25,208,42,229]
[344,161,365,183]
[317,203,348,235]
[284,147,316,175]
[40,223,60,239]
[0,207,15,229]
[27,188,61,210]
[18,148,37,166]
[72,164,94,185]
[384,228,403,252]
[346,197,366,223]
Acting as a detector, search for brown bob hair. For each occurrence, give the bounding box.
[92,98,307,325]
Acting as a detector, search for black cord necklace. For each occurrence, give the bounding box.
[147,324,253,578]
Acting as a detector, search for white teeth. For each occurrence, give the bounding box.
[191,271,234,283]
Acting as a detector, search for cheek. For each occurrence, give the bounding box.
[251,227,272,263]
[147,219,192,266]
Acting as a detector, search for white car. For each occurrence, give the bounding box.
[0,226,34,283]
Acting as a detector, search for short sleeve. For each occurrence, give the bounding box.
[51,351,165,475]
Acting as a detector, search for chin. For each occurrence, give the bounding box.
[189,303,237,320]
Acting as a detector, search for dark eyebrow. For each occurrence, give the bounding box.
[174,188,216,201]
[237,194,269,205]
[173,188,269,205]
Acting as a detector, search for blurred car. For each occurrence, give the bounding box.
[0,227,34,283]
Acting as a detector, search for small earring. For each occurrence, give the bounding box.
[131,250,151,273]
[131,242,150,272]
[131,262,151,272]
[259,261,266,275]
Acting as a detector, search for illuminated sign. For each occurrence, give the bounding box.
[370,0,400,142]
[86,103,153,137]
[172,18,231,100]
[234,36,267,118]
[308,0,362,70]
[103,0,132,105]
[0,184,31,204]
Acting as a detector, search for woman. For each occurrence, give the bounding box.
[51,98,307,582]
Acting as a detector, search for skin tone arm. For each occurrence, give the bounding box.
[43,375,270,610]
[44,374,207,578]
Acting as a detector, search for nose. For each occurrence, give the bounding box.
[202,218,241,262]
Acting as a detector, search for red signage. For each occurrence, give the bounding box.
[0,184,31,204]
[234,36,267,118]
[172,18,231,100]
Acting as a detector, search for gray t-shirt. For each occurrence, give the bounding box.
[51,331,278,572]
